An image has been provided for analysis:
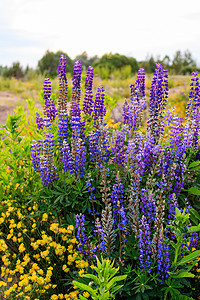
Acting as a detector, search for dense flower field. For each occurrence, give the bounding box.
[0,55,200,299]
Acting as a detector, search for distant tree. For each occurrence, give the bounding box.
[183,49,196,67]
[0,66,3,76]
[162,55,171,70]
[140,55,156,73]
[38,50,74,77]
[3,62,24,79]
[171,50,197,74]
[171,50,183,74]
[94,53,139,77]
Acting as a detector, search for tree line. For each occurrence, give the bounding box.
[0,49,199,80]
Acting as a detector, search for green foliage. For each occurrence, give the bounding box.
[2,62,24,79]
[94,53,139,78]
[73,257,127,300]
[38,50,74,77]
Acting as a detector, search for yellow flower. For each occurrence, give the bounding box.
[69,291,79,298]
[19,243,26,252]
[83,291,90,298]
[0,281,7,287]
[78,269,85,277]
[62,265,69,273]
[50,223,59,234]
[67,225,74,231]
[12,236,17,242]
[70,238,77,244]
[42,213,48,221]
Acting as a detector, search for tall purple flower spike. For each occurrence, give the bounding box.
[58,55,68,112]
[147,63,168,141]
[71,60,82,119]
[83,66,94,116]
[93,86,106,125]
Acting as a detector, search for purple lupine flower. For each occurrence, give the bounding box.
[94,218,105,252]
[31,141,42,172]
[61,141,73,173]
[75,214,88,257]
[73,138,86,179]
[58,110,68,147]
[36,113,44,130]
[184,72,200,148]
[43,78,51,103]
[157,232,170,282]
[58,55,68,112]
[43,78,57,121]
[169,114,184,154]
[122,100,129,125]
[112,130,126,167]
[93,86,106,125]
[110,175,128,236]
[71,60,82,119]
[192,109,200,150]
[38,133,58,185]
[138,215,152,272]
[147,63,168,140]
[88,131,100,164]
[136,68,145,99]
[126,97,146,132]
[140,189,156,225]
[83,66,94,115]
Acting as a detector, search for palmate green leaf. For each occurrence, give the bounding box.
[177,250,200,266]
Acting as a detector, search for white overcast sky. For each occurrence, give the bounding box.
[0,0,200,68]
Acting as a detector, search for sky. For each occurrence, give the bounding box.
[0,0,200,68]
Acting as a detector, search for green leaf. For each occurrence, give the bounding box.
[187,224,200,233]
[72,281,96,296]
[83,273,100,285]
[106,275,127,290]
[169,271,195,278]
[188,187,200,195]
[177,250,200,266]
[189,207,200,221]
[188,160,200,169]
[79,295,88,300]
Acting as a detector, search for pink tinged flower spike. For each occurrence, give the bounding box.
[70,60,82,119]
[58,55,68,112]
[83,66,94,116]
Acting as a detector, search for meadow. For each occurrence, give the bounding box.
[0,56,200,300]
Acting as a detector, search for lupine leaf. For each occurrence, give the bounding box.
[188,187,200,195]
[177,250,200,266]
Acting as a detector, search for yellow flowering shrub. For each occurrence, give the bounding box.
[0,197,90,299]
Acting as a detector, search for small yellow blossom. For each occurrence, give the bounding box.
[19,243,26,253]
[83,291,90,298]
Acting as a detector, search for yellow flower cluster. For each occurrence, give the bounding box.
[0,197,90,299]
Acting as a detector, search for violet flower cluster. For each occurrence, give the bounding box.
[30,56,200,283]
